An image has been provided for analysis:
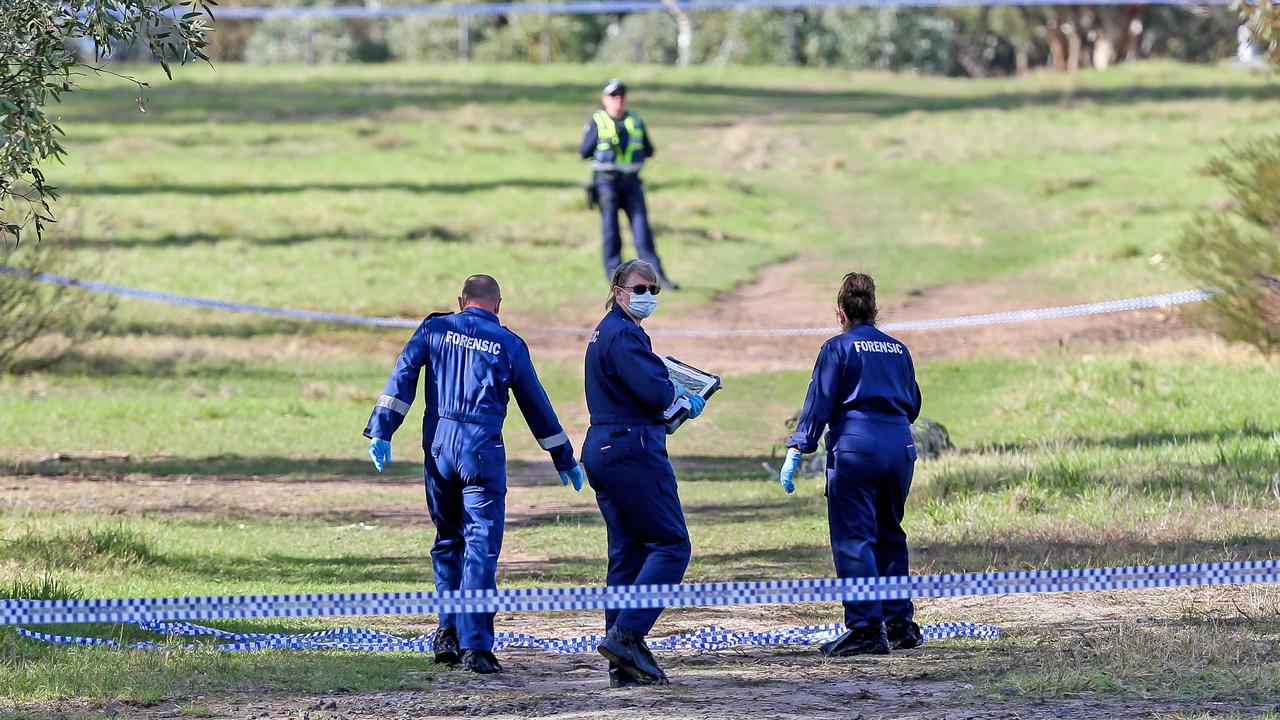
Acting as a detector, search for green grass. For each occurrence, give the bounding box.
[3,61,1280,709]
[32,61,1280,331]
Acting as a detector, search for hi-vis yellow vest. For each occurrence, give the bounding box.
[592,110,646,173]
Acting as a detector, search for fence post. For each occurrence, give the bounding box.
[459,14,471,62]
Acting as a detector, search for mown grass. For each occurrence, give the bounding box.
[31,60,1280,334]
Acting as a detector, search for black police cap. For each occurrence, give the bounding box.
[602,78,626,96]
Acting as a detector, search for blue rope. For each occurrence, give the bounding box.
[13,621,999,653]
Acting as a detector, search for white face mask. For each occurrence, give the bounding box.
[627,291,658,319]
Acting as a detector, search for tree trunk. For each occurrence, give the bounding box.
[458,14,470,62]
[1120,5,1148,60]
[1015,45,1030,75]
[1065,8,1082,73]
[1048,7,1068,71]
[661,0,692,67]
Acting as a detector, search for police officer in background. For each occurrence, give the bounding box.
[778,272,924,656]
[582,259,705,686]
[363,274,584,675]
[579,79,677,289]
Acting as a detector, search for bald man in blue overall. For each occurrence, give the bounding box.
[780,272,924,656]
[364,274,583,674]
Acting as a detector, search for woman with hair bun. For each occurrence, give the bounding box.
[779,272,923,656]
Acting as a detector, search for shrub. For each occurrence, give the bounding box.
[0,239,115,373]
[242,2,356,64]
[1175,136,1280,357]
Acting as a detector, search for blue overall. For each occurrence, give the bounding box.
[579,112,669,282]
[582,304,690,636]
[364,307,576,652]
[788,323,922,630]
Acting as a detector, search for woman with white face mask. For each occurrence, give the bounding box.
[580,259,705,687]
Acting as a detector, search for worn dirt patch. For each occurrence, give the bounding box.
[523,256,1205,375]
[0,467,576,530]
[66,652,1270,720]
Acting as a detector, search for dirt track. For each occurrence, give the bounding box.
[82,647,1274,720]
[524,255,1200,373]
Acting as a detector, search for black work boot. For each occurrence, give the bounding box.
[636,638,669,682]
[609,662,643,688]
[462,649,503,674]
[886,619,924,650]
[432,627,461,665]
[820,623,890,657]
[597,625,665,684]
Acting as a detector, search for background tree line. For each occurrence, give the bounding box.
[167,1,1245,75]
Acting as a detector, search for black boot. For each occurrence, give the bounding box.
[462,649,503,674]
[886,619,923,650]
[597,625,665,684]
[820,624,890,657]
[636,638,669,682]
[432,627,461,666]
[609,662,643,688]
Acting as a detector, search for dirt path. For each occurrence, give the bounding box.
[0,464,575,530]
[524,256,1201,374]
[89,649,1268,720]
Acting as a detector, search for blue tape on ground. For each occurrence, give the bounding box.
[4,560,1276,627]
[0,264,1214,338]
[13,621,999,653]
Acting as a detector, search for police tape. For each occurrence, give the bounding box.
[13,620,1000,653]
[3,560,1276,628]
[0,265,1215,339]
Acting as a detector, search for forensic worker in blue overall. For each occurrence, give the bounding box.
[582,259,705,686]
[363,274,584,675]
[579,79,677,289]
[779,272,924,656]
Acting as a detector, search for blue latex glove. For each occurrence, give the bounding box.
[369,437,391,473]
[779,448,801,494]
[672,381,687,401]
[559,464,585,492]
[686,393,706,420]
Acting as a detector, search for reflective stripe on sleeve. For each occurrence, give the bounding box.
[537,432,569,450]
[376,394,411,415]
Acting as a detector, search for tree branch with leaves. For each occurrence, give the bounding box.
[1,0,214,242]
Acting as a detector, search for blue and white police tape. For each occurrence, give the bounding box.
[0,264,1215,339]
[4,560,1276,628]
[13,621,1000,654]
[211,0,1226,21]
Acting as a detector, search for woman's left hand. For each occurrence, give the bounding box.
[779,448,801,494]
[687,394,706,419]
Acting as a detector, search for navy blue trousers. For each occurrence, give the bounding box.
[582,423,691,636]
[423,418,506,651]
[597,175,669,282]
[825,426,917,629]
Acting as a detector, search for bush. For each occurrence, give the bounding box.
[1175,136,1280,357]
[0,239,115,373]
[242,2,356,64]
[595,12,680,65]
[386,15,468,62]
[474,7,605,63]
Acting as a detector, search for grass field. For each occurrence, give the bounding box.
[3,61,1280,718]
